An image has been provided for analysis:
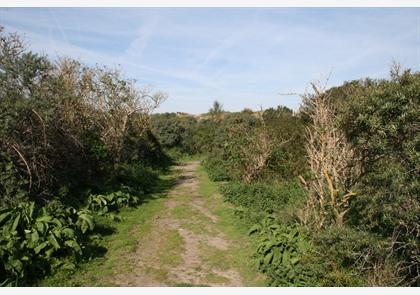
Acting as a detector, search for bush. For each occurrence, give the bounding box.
[202,157,231,182]
[0,27,166,207]
[311,226,398,286]
[249,216,318,286]
[220,181,304,215]
[330,68,420,285]
[111,162,159,195]
[87,191,139,216]
[0,202,94,286]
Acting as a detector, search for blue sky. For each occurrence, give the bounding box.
[0,8,419,114]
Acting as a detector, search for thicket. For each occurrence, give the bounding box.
[151,113,199,156]
[0,28,169,285]
[204,68,419,286]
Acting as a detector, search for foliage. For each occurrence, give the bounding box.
[202,107,307,183]
[110,162,159,195]
[328,67,420,285]
[0,202,94,285]
[214,68,419,286]
[0,27,168,286]
[249,216,316,286]
[311,226,399,286]
[151,113,199,154]
[221,181,303,218]
[0,27,166,208]
[202,157,231,182]
[87,191,139,216]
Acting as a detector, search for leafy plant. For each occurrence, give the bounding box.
[221,181,303,216]
[0,202,93,285]
[249,215,316,286]
[87,191,140,216]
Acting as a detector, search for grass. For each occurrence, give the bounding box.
[39,170,176,287]
[39,159,266,286]
[143,229,185,283]
[195,164,267,286]
[157,230,185,266]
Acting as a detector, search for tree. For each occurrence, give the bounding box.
[208,100,224,121]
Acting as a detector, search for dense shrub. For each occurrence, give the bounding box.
[0,27,166,208]
[110,162,159,195]
[202,157,231,182]
[221,181,303,215]
[214,68,419,286]
[328,68,420,285]
[0,27,168,286]
[249,216,319,286]
[202,107,307,183]
[0,202,94,285]
[312,226,400,286]
[151,113,199,154]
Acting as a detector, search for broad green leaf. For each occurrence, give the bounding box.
[36,221,46,234]
[36,215,52,223]
[28,202,35,218]
[78,214,94,230]
[31,231,39,244]
[34,241,49,254]
[0,211,12,225]
[64,240,82,254]
[48,234,60,250]
[11,214,21,232]
[62,228,75,238]
[290,257,300,265]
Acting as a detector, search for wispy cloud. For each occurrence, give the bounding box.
[1,8,418,114]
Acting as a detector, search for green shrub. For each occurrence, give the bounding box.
[111,163,158,195]
[203,157,231,182]
[87,191,139,216]
[220,181,303,215]
[0,158,28,207]
[311,226,394,286]
[249,215,317,286]
[0,202,94,286]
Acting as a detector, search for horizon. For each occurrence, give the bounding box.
[1,7,419,114]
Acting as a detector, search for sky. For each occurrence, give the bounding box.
[0,8,419,114]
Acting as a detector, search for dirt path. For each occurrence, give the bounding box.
[112,160,262,286]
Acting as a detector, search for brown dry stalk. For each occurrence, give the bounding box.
[299,82,361,228]
[10,144,32,191]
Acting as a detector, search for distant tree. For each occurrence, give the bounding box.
[208,100,224,121]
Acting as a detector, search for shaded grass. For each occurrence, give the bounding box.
[39,170,177,287]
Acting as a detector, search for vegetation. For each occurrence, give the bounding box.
[203,68,419,286]
[0,27,418,287]
[0,27,169,285]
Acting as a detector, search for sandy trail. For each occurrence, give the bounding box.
[113,161,245,286]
